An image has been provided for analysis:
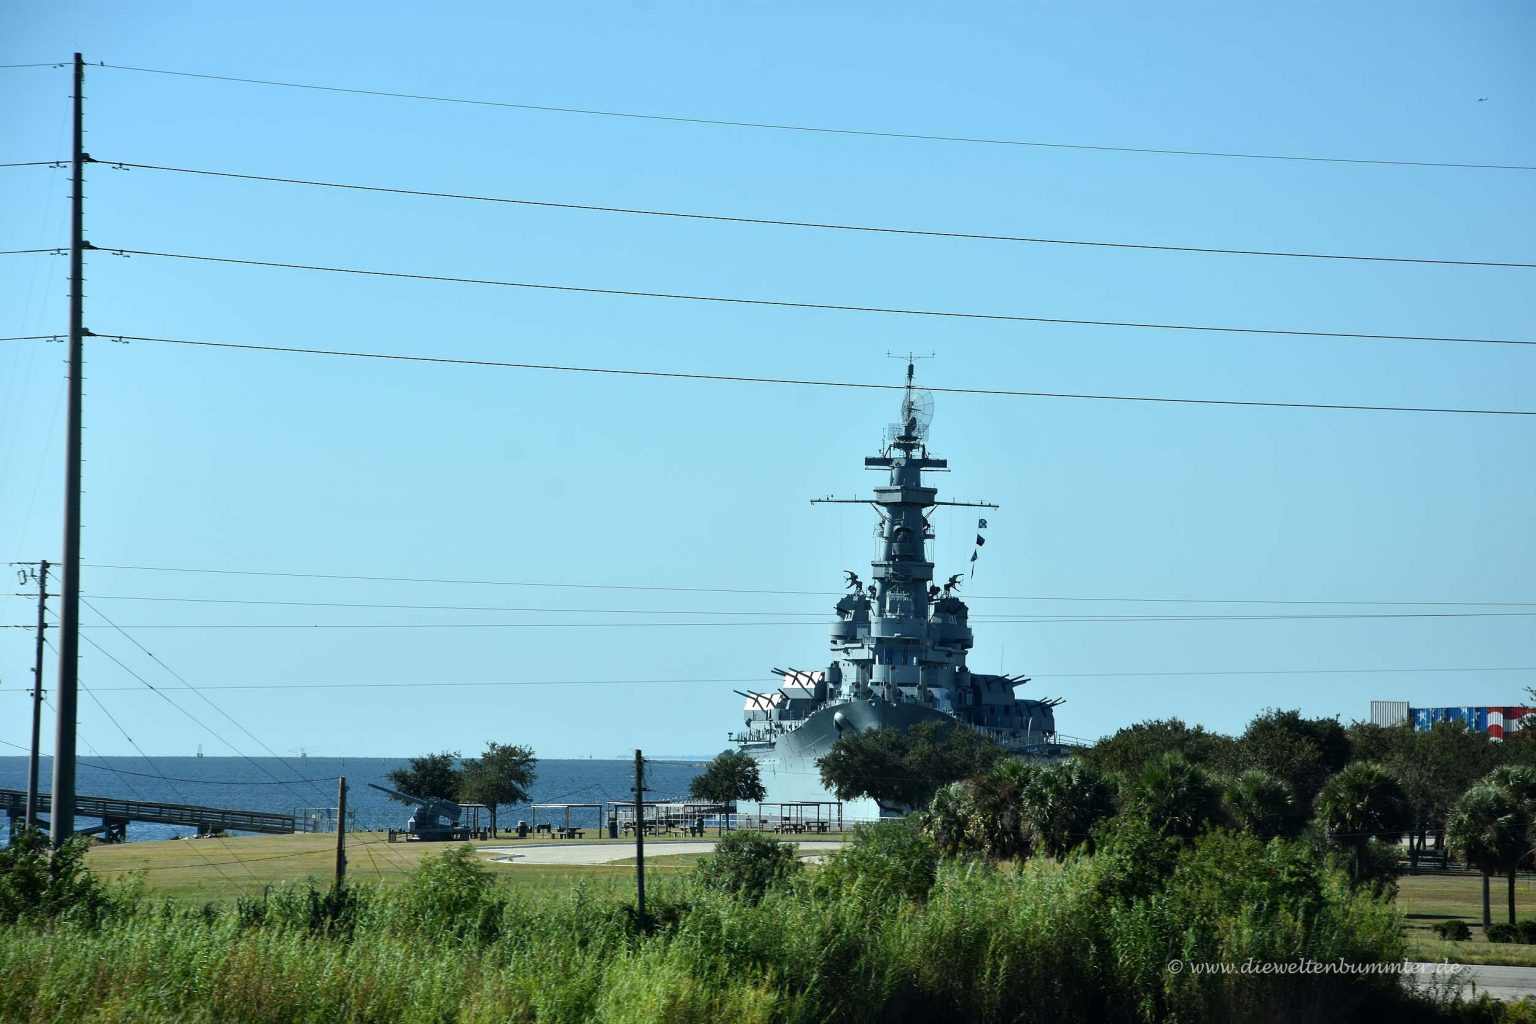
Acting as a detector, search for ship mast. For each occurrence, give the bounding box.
[811,360,995,700]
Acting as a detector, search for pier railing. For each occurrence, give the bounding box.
[2,788,295,840]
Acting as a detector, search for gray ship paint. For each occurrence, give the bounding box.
[734,363,1065,819]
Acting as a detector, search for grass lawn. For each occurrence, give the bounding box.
[83,830,838,903]
[1398,870,1536,966]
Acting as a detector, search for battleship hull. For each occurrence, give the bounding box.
[745,698,963,820]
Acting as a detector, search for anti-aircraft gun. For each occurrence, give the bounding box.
[368,782,483,842]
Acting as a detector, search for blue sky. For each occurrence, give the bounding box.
[1,2,1532,760]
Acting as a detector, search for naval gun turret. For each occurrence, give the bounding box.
[368,782,470,841]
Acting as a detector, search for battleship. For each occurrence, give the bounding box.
[732,361,1063,818]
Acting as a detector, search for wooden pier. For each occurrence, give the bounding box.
[1,788,295,842]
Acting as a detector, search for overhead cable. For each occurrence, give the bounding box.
[8,665,1527,693]
[100,160,1536,270]
[92,333,1536,417]
[79,563,1536,607]
[96,63,1536,172]
[103,249,1536,348]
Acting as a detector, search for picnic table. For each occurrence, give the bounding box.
[557,827,586,839]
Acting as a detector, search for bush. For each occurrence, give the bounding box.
[1486,922,1518,943]
[695,831,799,904]
[1518,919,1536,945]
[812,817,939,903]
[0,828,123,926]
[1432,920,1472,941]
[387,843,505,943]
[235,882,365,938]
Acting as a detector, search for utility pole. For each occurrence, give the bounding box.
[633,749,646,931]
[50,52,86,848]
[25,561,49,830]
[334,777,347,889]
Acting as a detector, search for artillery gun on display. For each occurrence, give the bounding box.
[368,782,487,842]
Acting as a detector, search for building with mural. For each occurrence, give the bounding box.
[1370,701,1536,740]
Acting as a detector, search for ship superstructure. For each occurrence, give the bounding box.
[733,362,1062,816]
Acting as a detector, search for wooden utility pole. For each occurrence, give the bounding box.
[334,777,348,889]
[633,749,646,930]
[25,560,49,830]
[50,52,86,849]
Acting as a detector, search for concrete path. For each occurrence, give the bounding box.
[1409,962,1536,1003]
[483,840,843,866]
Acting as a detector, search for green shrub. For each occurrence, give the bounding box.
[387,843,505,943]
[1432,920,1472,941]
[1487,922,1518,943]
[0,816,1430,1024]
[694,831,799,904]
[0,827,124,926]
[235,882,366,938]
[811,817,939,903]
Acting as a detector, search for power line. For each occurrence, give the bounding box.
[73,761,341,785]
[97,333,1536,417]
[3,665,1523,694]
[75,600,421,872]
[55,651,261,887]
[0,161,64,169]
[82,562,827,597]
[96,62,1536,173]
[78,563,1536,608]
[77,590,1536,612]
[0,63,64,70]
[13,609,1531,629]
[100,160,1536,271]
[1036,666,1536,678]
[0,249,66,256]
[80,599,370,802]
[83,594,826,617]
[0,335,64,342]
[102,249,1536,349]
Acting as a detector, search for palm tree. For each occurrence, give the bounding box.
[1023,760,1116,859]
[1123,753,1224,841]
[922,780,978,858]
[967,759,1036,860]
[1223,769,1299,840]
[1448,783,1532,927]
[1314,762,1412,888]
[1458,765,1536,925]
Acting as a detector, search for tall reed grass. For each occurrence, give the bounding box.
[0,827,1471,1023]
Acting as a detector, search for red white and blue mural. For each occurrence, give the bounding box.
[1411,706,1536,740]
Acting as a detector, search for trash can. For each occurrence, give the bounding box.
[516,821,529,839]
[608,818,619,839]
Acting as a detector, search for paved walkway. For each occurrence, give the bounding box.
[483,840,843,866]
[1408,962,1536,1003]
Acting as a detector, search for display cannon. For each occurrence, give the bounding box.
[368,782,478,842]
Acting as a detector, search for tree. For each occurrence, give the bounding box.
[966,758,1037,860]
[459,742,538,837]
[1352,721,1498,872]
[1449,783,1532,927]
[689,750,767,806]
[1222,769,1300,840]
[694,831,800,904]
[1080,718,1234,776]
[1023,759,1117,859]
[1122,753,1225,841]
[1230,710,1351,804]
[1472,765,1536,924]
[921,781,978,858]
[817,721,1003,813]
[386,751,460,803]
[1314,761,1412,888]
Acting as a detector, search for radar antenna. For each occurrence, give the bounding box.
[885,352,935,446]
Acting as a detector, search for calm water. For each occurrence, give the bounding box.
[0,756,703,844]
